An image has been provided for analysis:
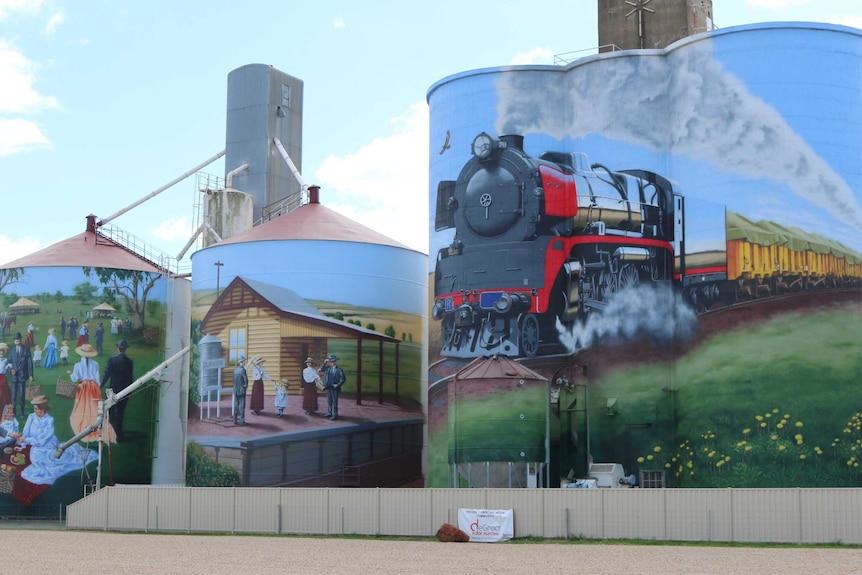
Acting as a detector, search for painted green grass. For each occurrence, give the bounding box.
[589,304,862,487]
[1,295,171,512]
[448,385,548,462]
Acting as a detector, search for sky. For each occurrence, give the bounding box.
[1,0,860,266]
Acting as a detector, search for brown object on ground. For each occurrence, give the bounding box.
[435,522,470,542]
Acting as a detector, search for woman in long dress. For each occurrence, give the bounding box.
[0,343,11,409]
[14,395,97,485]
[42,328,58,370]
[68,343,116,443]
[301,357,319,415]
[249,356,271,416]
[24,321,35,348]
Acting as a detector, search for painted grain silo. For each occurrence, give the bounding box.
[188,188,427,487]
[447,355,549,488]
[0,215,191,513]
[426,22,862,489]
[184,62,427,488]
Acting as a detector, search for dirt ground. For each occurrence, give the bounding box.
[3,528,861,575]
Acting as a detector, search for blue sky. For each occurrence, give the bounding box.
[1,0,860,265]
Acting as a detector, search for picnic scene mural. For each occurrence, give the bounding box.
[0,263,170,511]
[426,23,862,488]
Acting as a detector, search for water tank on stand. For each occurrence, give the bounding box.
[198,333,225,419]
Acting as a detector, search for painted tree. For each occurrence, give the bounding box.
[0,268,24,293]
[83,267,162,332]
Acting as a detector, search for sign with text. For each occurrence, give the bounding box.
[457,508,514,542]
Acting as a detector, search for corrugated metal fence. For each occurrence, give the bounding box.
[66,486,862,543]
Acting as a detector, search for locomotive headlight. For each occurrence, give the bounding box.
[472,132,498,160]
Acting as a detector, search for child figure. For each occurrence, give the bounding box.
[274,380,289,418]
[1,404,18,448]
[33,344,43,367]
[60,340,70,365]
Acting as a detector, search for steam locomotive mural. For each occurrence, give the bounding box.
[431,132,862,358]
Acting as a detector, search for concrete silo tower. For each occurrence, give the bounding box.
[598,0,714,51]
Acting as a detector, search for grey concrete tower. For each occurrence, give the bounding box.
[225,64,304,224]
[598,0,714,51]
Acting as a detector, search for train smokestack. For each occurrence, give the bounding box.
[500,134,525,152]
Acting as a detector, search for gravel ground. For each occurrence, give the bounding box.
[2,529,861,575]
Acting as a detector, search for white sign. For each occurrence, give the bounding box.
[201,358,225,370]
[457,508,514,542]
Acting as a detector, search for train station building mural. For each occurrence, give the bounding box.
[427,22,862,488]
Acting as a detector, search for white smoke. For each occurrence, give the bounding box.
[495,41,862,233]
[556,285,698,354]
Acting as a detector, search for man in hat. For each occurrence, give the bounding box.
[102,339,134,442]
[94,322,105,356]
[7,332,34,417]
[321,354,345,420]
[233,356,248,425]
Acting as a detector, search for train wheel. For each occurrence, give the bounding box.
[519,313,540,358]
[618,264,640,290]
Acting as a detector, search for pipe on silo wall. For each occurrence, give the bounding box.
[151,276,192,485]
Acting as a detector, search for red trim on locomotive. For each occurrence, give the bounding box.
[432,234,677,319]
[539,164,578,218]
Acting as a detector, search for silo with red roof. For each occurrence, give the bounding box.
[0,214,190,510]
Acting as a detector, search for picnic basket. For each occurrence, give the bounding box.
[24,381,42,400]
[56,377,78,399]
[0,465,15,494]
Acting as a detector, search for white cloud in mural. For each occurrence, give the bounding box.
[494,42,862,234]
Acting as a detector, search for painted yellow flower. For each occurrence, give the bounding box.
[795,421,803,428]
[742,428,751,435]
[653,446,662,453]
[778,445,786,451]
[799,454,806,460]
[637,457,644,463]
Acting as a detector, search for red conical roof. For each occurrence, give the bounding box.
[2,230,168,273]
[217,201,410,249]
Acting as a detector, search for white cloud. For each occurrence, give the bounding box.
[0,0,44,19]
[44,9,63,34]
[0,234,42,266]
[510,47,554,66]
[0,39,59,113]
[314,102,429,253]
[745,0,809,8]
[0,118,50,156]
[830,15,862,30]
[333,15,345,29]
[0,39,58,156]
[152,217,194,242]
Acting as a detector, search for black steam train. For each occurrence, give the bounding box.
[432,132,683,358]
[432,132,862,359]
